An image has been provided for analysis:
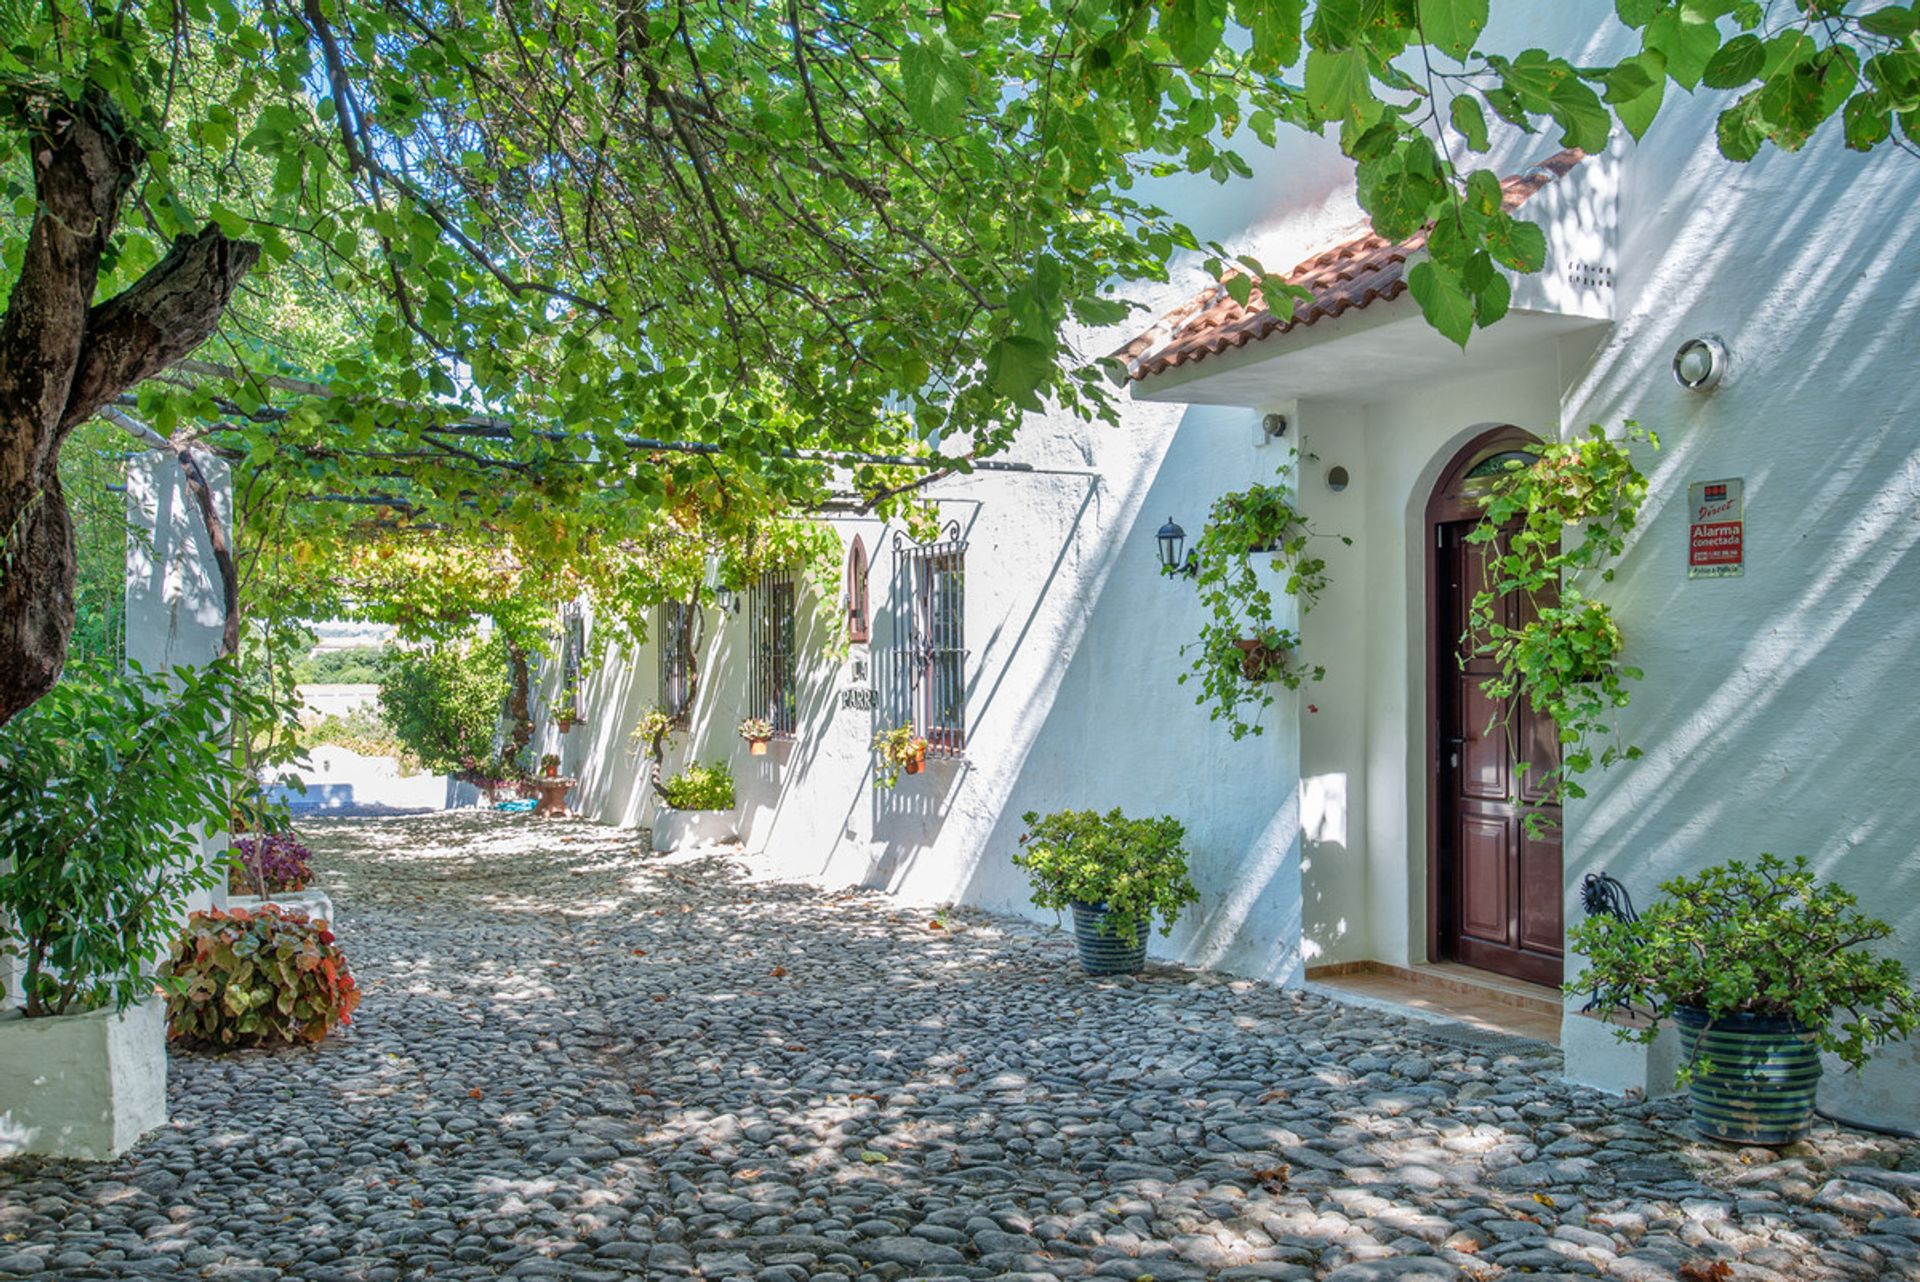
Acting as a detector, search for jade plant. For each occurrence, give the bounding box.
[1014,808,1199,938]
[1464,424,1654,812]
[1570,855,1918,1081]
[1179,469,1345,740]
[661,762,736,811]
[166,905,361,1048]
[871,723,929,788]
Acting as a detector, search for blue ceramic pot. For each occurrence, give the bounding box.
[1674,1006,1821,1145]
[1070,902,1148,975]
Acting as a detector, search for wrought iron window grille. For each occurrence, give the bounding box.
[888,520,968,759]
[658,600,698,725]
[747,569,800,739]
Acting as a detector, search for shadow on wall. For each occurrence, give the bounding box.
[953,405,1310,986]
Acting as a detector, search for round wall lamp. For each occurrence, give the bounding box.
[1672,335,1728,391]
[1326,466,1351,493]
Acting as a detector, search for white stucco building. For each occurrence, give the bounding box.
[550,7,1920,1132]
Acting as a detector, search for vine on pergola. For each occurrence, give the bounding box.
[3,0,1913,726]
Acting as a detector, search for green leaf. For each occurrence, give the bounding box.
[1485,215,1547,272]
[1844,91,1893,150]
[1418,0,1488,60]
[900,25,971,136]
[1407,259,1474,348]
[1860,8,1917,38]
[1644,4,1723,90]
[1164,0,1230,70]
[985,334,1054,406]
[1549,77,1613,151]
[1450,92,1490,151]
[1304,47,1374,128]
[1612,50,1668,140]
[1702,33,1765,88]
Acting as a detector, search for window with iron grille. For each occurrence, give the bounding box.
[890,522,967,757]
[747,570,799,738]
[846,534,870,644]
[658,600,697,724]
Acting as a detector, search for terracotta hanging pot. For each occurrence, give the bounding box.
[1232,637,1287,682]
[749,738,770,756]
[904,756,926,776]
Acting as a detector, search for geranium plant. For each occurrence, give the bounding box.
[1465,424,1654,812]
[166,905,361,1048]
[540,752,561,776]
[1570,855,1918,1081]
[1179,470,1344,740]
[1014,808,1199,938]
[0,658,266,1017]
[661,762,736,811]
[227,833,314,896]
[871,723,929,788]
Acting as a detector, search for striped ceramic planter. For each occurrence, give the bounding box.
[1675,1006,1822,1146]
[1070,902,1148,975]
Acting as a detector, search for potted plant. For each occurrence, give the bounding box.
[738,716,774,755]
[1013,808,1200,976]
[226,831,337,925]
[1571,855,1918,1145]
[651,761,738,852]
[0,659,264,1158]
[540,752,561,778]
[871,723,929,787]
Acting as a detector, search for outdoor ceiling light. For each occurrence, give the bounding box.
[1157,517,1197,578]
[1672,336,1728,391]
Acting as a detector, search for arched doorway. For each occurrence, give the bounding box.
[1424,427,1562,988]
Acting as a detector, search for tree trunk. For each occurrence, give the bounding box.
[505,640,534,764]
[0,96,258,726]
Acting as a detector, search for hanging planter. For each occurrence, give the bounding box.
[1231,635,1295,683]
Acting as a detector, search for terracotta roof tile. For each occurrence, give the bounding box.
[1113,149,1585,383]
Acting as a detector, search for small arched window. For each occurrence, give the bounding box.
[846,534,870,644]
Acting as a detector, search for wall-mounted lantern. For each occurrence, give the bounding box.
[1672,336,1728,391]
[1157,517,1198,578]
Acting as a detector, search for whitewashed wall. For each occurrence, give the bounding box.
[550,0,1920,1129]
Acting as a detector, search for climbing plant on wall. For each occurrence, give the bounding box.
[1465,424,1657,813]
[1180,470,1348,741]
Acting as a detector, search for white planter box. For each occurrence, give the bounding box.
[227,889,336,926]
[0,998,167,1161]
[1562,1008,1682,1099]
[650,808,736,853]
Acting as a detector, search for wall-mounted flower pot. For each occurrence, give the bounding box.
[747,738,770,757]
[1232,637,1290,683]
[0,999,167,1161]
[1070,902,1148,975]
[1674,1006,1821,1145]
[903,757,925,776]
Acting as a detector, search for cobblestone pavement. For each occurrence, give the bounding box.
[4,811,1917,1282]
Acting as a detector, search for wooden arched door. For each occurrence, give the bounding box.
[1425,428,1562,988]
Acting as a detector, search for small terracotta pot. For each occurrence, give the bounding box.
[749,738,769,756]
[1233,637,1288,682]
[904,756,926,776]
[543,765,558,778]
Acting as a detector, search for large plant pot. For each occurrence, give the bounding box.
[0,998,166,1161]
[228,888,337,927]
[1674,1006,1821,1145]
[650,807,738,853]
[1070,902,1148,975]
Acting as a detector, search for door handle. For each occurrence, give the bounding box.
[1442,735,1464,771]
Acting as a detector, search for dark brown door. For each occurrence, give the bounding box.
[1435,520,1563,987]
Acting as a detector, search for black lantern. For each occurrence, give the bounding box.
[1156,517,1195,578]
[714,585,739,615]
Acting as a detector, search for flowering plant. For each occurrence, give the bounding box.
[871,723,929,788]
[738,716,774,741]
[227,832,314,895]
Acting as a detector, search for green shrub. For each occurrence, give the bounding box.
[662,761,736,810]
[0,658,264,1017]
[377,634,509,776]
[292,646,388,685]
[1014,808,1199,937]
[1570,855,1918,1078]
[166,906,361,1048]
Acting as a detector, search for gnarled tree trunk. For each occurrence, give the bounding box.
[0,96,258,726]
